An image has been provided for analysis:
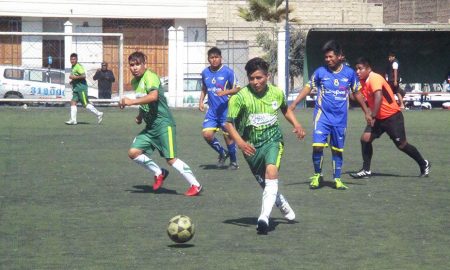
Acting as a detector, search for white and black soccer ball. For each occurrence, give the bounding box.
[167,215,195,243]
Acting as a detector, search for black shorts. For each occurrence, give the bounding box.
[364,112,406,142]
[388,81,400,94]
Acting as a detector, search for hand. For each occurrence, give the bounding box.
[119,97,132,109]
[238,142,256,157]
[364,112,372,125]
[135,115,142,125]
[199,102,204,112]
[69,74,75,80]
[216,90,227,97]
[292,125,306,140]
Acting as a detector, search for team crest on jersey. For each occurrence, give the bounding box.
[272,101,278,109]
[334,79,339,86]
[218,76,224,80]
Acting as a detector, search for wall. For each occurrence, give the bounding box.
[0,0,207,19]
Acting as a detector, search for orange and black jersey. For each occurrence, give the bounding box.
[360,72,400,120]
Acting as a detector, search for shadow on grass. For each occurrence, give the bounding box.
[64,121,90,125]
[223,217,297,233]
[167,243,195,248]
[126,185,178,195]
[199,164,229,170]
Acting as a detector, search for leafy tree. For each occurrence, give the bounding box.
[238,0,305,90]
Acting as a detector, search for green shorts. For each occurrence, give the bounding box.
[71,90,89,106]
[131,125,177,159]
[244,141,284,179]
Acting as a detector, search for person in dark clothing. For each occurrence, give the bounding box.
[93,62,115,99]
[385,52,405,109]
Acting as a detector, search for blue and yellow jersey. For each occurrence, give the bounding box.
[308,65,359,127]
[201,65,238,118]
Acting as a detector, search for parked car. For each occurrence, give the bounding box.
[0,65,98,103]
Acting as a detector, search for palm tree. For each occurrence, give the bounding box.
[238,0,298,23]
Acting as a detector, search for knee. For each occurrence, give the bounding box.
[128,148,141,159]
[202,131,214,142]
[396,140,408,149]
[312,146,324,153]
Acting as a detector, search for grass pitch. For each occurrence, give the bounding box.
[0,106,449,270]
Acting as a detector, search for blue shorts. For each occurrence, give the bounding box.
[312,121,346,152]
[202,114,228,133]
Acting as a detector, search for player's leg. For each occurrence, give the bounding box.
[221,121,238,169]
[330,126,347,190]
[66,94,79,125]
[129,130,166,190]
[161,125,201,195]
[202,117,228,166]
[385,112,430,176]
[350,126,375,179]
[80,90,103,124]
[310,121,329,189]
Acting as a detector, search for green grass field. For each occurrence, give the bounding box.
[1,106,449,270]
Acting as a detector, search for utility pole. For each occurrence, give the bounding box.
[285,0,290,97]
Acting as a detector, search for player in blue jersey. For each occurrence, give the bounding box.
[288,40,366,190]
[199,47,240,169]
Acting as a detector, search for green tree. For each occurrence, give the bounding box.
[238,0,305,90]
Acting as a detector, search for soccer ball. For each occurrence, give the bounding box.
[167,215,195,243]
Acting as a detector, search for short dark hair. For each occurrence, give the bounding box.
[128,51,147,64]
[355,57,372,67]
[322,40,342,56]
[70,53,78,58]
[388,51,396,57]
[245,57,269,76]
[207,47,221,57]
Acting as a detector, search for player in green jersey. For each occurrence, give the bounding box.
[65,53,103,125]
[119,51,202,196]
[225,57,306,234]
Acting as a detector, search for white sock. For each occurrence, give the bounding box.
[70,105,77,121]
[133,154,162,176]
[259,179,278,223]
[171,159,200,186]
[86,103,100,116]
[275,193,286,208]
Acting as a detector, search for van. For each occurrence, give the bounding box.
[0,65,98,102]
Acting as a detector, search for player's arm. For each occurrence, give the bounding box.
[136,110,143,124]
[120,88,158,107]
[371,90,382,118]
[353,91,373,125]
[225,121,255,156]
[199,84,207,111]
[392,63,398,86]
[281,105,306,140]
[288,85,312,111]
[217,86,241,96]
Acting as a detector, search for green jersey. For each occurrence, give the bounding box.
[227,84,286,148]
[71,63,87,92]
[131,69,175,134]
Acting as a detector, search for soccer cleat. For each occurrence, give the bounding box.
[419,160,431,177]
[229,161,239,170]
[217,150,229,167]
[184,185,202,196]
[350,169,372,179]
[309,173,323,189]
[65,120,77,125]
[256,219,269,235]
[279,201,296,221]
[153,168,169,191]
[335,178,348,190]
[97,112,104,124]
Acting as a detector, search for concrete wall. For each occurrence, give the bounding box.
[0,0,207,19]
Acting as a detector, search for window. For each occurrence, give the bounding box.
[29,70,45,82]
[4,68,23,80]
[49,71,64,84]
[184,78,202,91]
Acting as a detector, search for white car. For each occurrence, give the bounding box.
[0,65,98,102]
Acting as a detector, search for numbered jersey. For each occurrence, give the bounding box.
[308,65,359,127]
[201,65,238,118]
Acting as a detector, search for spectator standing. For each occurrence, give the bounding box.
[385,52,405,109]
[93,62,115,99]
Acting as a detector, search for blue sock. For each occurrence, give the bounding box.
[227,142,237,162]
[312,151,323,174]
[332,152,343,179]
[208,137,225,155]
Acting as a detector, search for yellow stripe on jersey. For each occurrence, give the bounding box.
[168,126,174,158]
[276,142,284,168]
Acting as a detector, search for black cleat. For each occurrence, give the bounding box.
[350,169,372,179]
[256,219,269,235]
[419,160,431,177]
